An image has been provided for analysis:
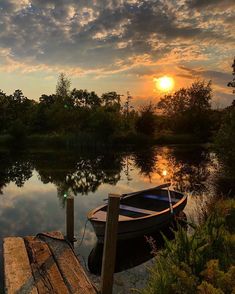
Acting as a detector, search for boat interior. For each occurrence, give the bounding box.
[95,188,183,220]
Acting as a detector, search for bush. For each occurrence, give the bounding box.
[8,119,28,143]
[215,107,235,166]
[135,103,157,136]
[141,200,235,294]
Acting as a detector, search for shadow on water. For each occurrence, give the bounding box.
[88,214,187,275]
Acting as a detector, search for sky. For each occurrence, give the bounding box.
[0,0,234,107]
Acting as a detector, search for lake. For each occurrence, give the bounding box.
[0,145,233,293]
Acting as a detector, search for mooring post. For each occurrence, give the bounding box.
[66,195,74,246]
[100,194,120,294]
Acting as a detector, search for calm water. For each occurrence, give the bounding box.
[0,145,232,293]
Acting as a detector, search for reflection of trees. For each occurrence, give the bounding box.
[0,150,33,194]
[33,151,123,202]
[161,147,212,193]
[133,148,157,178]
[0,146,220,202]
[0,149,123,202]
[65,155,123,194]
[133,146,212,194]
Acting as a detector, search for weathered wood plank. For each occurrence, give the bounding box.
[24,236,69,294]
[38,233,97,294]
[3,237,38,294]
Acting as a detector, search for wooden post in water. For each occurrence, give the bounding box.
[100,194,120,294]
[66,196,74,246]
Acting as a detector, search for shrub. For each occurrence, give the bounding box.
[135,103,157,136]
[8,119,28,143]
[141,200,235,294]
[215,107,235,167]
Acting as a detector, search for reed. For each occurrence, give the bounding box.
[140,200,235,294]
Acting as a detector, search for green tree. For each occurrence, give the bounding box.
[215,103,235,167]
[6,90,36,134]
[0,90,9,133]
[89,108,121,139]
[56,73,71,98]
[135,103,157,136]
[157,80,213,140]
[71,89,101,108]
[39,94,56,107]
[101,91,121,110]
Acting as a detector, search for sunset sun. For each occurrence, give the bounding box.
[155,76,175,92]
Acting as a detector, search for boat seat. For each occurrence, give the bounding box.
[143,194,178,203]
[93,210,133,221]
[119,204,156,215]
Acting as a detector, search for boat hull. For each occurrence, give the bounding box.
[90,197,187,241]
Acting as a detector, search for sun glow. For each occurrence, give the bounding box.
[154,76,175,92]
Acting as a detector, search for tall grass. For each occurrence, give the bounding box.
[140,200,235,294]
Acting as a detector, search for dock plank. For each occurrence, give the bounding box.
[24,236,69,294]
[38,233,97,294]
[3,237,38,294]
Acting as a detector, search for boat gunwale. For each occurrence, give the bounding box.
[87,188,187,223]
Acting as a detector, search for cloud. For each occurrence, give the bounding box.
[0,0,234,105]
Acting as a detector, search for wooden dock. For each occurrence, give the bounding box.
[3,231,97,294]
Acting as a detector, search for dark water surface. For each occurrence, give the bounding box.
[0,145,232,293]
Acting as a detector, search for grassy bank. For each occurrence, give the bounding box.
[154,133,202,145]
[140,199,235,294]
[0,131,209,150]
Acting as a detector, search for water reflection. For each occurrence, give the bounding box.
[0,145,234,292]
[34,152,124,205]
[0,146,226,200]
[132,146,214,194]
[88,214,187,274]
[155,147,213,193]
[133,148,157,178]
[0,150,33,194]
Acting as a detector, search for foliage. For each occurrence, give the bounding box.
[56,73,71,98]
[88,108,122,139]
[0,77,225,145]
[101,91,121,109]
[71,89,101,108]
[135,103,157,136]
[141,200,235,294]
[215,103,235,167]
[8,119,28,143]
[157,80,213,140]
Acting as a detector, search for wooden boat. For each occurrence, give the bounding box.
[87,183,187,241]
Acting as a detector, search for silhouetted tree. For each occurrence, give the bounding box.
[39,94,56,107]
[227,56,235,93]
[56,73,71,98]
[157,80,213,140]
[0,90,9,132]
[101,91,121,110]
[135,103,156,136]
[215,100,235,167]
[71,89,101,108]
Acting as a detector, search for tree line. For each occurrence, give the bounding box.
[0,73,234,147]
